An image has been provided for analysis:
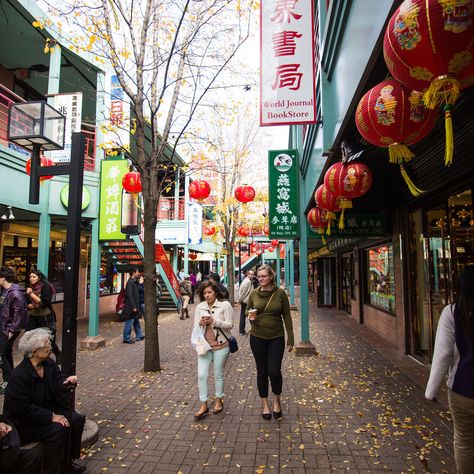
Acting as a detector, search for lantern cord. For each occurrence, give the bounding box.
[338,209,345,230]
[423,76,460,110]
[399,165,424,197]
[388,143,415,164]
[444,104,454,166]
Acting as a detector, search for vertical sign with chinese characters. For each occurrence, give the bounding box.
[99,159,129,241]
[268,150,299,239]
[260,0,316,126]
[188,203,203,245]
[50,93,83,163]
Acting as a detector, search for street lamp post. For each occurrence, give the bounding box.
[8,101,85,376]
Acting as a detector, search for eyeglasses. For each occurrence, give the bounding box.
[257,274,271,279]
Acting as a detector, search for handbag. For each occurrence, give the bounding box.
[191,325,212,356]
[217,328,238,353]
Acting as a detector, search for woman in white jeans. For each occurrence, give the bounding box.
[193,279,234,420]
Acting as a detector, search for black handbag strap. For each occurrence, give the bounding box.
[217,327,232,342]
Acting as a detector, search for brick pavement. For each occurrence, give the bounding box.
[3,296,456,473]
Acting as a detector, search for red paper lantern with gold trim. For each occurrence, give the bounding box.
[235,184,256,203]
[25,156,55,181]
[122,171,142,193]
[383,0,474,165]
[314,184,340,234]
[267,246,275,252]
[307,207,328,243]
[238,226,249,237]
[204,224,216,236]
[189,180,211,200]
[355,78,437,195]
[324,163,373,229]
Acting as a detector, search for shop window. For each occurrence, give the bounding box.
[366,244,395,314]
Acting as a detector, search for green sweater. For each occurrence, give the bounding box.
[247,287,294,346]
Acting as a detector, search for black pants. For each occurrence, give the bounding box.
[239,303,247,334]
[16,410,85,473]
[0,331,19,382]
[0,443,43,474]
[250,335,285,398]
[26,314,61,361]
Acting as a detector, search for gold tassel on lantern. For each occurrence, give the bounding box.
[338,209,346,230]
[444,104,454,166]
[423,75,460,110]
[325,212,336,235]
[399,165,423,197]
[388,143,415,164]
[338,199,352,230]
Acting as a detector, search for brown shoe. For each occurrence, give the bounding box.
[194,403,209,420]
[212,398,223,414]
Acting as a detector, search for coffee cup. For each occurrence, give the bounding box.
[248,309,258,321]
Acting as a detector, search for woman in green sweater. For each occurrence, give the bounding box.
[247,265,294,420]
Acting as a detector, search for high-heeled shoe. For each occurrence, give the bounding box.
[194,406,209,420]
[213,399,224,414]
[273,410,282,420]
[261,412,271,420]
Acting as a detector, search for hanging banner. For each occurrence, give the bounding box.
[99,159,129,240]
[188,203,203,245]
[260,0,316,126]
[268,150,299,239]
[49,92,83,163]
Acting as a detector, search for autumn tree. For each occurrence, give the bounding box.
[39,0,255,371]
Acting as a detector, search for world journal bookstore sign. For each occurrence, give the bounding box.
[99,159,129,241]
[260,0,316,126]
[268,150,299,239]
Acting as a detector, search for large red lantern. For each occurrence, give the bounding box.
[238,226,249,237]
[314,184,341,234]
[235,184,256,203]
[383,0,474,165]
[189,180,211,200]
[307,207,328,243]
[355,78,437,195]
[122,171,142,193]
[25,156,55,181]
[271,239,279,246]
[324,163,373,229]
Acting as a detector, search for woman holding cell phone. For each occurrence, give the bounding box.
[247,265,294,420]
[192,279,234,420]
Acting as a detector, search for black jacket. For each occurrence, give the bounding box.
[122,277,140,320]
[3,358,70,428]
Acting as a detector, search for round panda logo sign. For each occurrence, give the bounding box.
[274,153,293,172]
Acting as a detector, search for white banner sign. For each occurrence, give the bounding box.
[188,203,203,244]
[260,0,316,126]
[156,226,187,244]
[50,93,83,163]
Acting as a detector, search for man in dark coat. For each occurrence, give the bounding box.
[122,268,144,344]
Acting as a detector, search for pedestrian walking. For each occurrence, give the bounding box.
[179,275,192,319]
[0,267,28,395]
[425,265,474,474]
[193,279,234,420]
[238,270,255,335]
[25,269,61,363]
[122,268,144,344]
[189,272,197,304]
[247,265,294,420]
[208,273,229,300]
[138,275,145,315]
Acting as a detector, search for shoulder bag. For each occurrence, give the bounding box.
[217,328,238,353]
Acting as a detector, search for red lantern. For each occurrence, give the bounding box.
[263,224,269,235]
[25,156,55,181]
[271,239,279,246]
[235,184,256,203]
[122,171,142,194]
[383,0,474,165]
[307,207,328,243]
[267,246,275,252]
[189,180,211,200]
[189,253,197,261]
[324,163,373,229]
[355,78,437,195]
[314,184,341,234]
[204,224,216,236]
[238,226,249,237]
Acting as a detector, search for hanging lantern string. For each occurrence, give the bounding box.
[399,165,424,197]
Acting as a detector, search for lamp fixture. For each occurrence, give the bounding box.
[1,206,15,221]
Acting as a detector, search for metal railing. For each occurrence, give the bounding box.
[0,83,97,171]
[157,196,186,221]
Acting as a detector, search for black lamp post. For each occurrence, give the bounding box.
[8,100,85,377]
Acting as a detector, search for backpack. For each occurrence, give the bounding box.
[116,288,126,315]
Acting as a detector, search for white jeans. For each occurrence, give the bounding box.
[197,347,230,402]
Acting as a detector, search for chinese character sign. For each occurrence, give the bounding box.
[268,150,299,239]
[50,93,83,163]
[99,159,129,241]
[260,0,316,126]
[188,203,203,245]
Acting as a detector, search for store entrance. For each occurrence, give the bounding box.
[340,254,352,314]
[409,189,473,362]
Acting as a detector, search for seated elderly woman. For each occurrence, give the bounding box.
[2,328,86,473]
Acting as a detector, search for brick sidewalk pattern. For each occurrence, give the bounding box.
[4,297,456,473]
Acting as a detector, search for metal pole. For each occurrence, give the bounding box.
[29,144,41,204]
[61,132,85,376]
[238,243,242,284]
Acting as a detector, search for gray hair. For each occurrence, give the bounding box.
[18,328,53,358]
